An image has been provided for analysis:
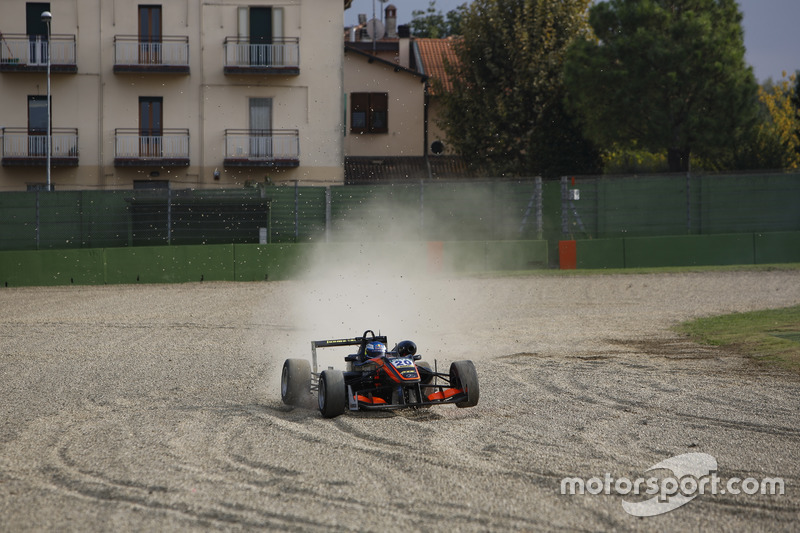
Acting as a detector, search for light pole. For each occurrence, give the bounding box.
[41,10,52,191]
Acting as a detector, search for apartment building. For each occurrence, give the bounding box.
[0,0,345,191]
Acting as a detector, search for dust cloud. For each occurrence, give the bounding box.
[276,195,492,370]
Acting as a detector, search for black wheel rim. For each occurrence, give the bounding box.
[281,365,289,399]
[318,378,326,410]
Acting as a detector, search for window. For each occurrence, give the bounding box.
[238,6,284,66]
[350,93,388,134]
[26,2,50,65]
[28,95,49,156]
[139,96,162,157]
[249,98,272,157]
[138,5,162,64]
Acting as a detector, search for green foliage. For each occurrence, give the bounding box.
[410,1,468,38]
[696,73,800,171]
[439,0,600,178]
[563,0,759,173]
[602,144,669,174]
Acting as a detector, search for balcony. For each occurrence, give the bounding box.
[114,128,190,167]
[1,127,78,166]
[223,129,299,167]
[0,34,77,73]
[113,36,190,74]
[223,37,299,75]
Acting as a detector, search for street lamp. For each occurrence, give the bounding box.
[41,10,51,191]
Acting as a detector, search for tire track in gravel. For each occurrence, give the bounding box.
[2,272,800,531]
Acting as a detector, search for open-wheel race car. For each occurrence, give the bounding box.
[281,330,479,418]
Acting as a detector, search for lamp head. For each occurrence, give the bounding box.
[41,11,52,24]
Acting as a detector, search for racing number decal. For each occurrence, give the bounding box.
[391,358,419,380]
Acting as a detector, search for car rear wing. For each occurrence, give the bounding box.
[311,331,387,373]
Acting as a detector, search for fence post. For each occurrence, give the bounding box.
[166,188,172,245]
[35,190,41,250]
[419,179,425,239]
[535,176,543,240]
[560,176,568,236]
[325,186,331,243]
[686,170,691,234]
[294,180,299,242]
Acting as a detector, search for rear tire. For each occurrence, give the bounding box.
[281,359,311,406]
[450,360,479,408]
[318,370,347,418]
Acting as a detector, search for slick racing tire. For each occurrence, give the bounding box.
[281,359,311,406]
[318,369,347,418]
[450,360,479,408]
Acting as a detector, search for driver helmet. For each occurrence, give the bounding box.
[365,342,386,358]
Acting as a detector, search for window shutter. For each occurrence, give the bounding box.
[351,93,369,134]
[272,7,283,40]
[370,93,388,133]
[238,7,248,39]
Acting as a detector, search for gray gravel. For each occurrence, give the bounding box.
[1,270,799,531]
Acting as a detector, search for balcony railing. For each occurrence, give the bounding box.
[0,34,77,72]
[1,127,78,166]
[114,128,190,167]
[113,35,190,73]
[223,129,299,167]
[223,37,299,75]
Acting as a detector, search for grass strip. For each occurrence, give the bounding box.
[675,305,800,372]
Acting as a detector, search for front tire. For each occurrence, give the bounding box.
[281,359,311,406]
[450,360,479,408]
[318,370,347,418]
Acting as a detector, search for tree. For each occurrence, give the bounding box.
[563,0,758,173]
[750,73,800,169]
[410,1,468,38]
[438,0,601,177]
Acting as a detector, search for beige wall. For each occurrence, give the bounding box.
[0,0,344,191]
[343,52,425,157]
[426,97,457,156]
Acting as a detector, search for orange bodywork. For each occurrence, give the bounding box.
[356,394,387,405]
[427,387,463,401]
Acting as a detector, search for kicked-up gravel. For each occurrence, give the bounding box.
[1,269,799,531]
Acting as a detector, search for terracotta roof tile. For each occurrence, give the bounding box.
[416,37,460,95]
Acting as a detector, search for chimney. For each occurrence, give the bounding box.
[357,14,369,41]
[385,4,397,38]
[398,25,410,68]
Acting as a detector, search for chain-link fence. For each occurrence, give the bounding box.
[560,172,800,239]
[1,172,798,252]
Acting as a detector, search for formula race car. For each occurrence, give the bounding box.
[281,330,479,418]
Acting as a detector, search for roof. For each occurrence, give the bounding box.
[415,37,460,95]
[344,43,428,82]
[345,156,477,183]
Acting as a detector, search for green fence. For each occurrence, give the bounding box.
[561,172,800,239]
[1,173,798,254]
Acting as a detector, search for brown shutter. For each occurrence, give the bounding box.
[370,93,388,133]
[350,93,369,134]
